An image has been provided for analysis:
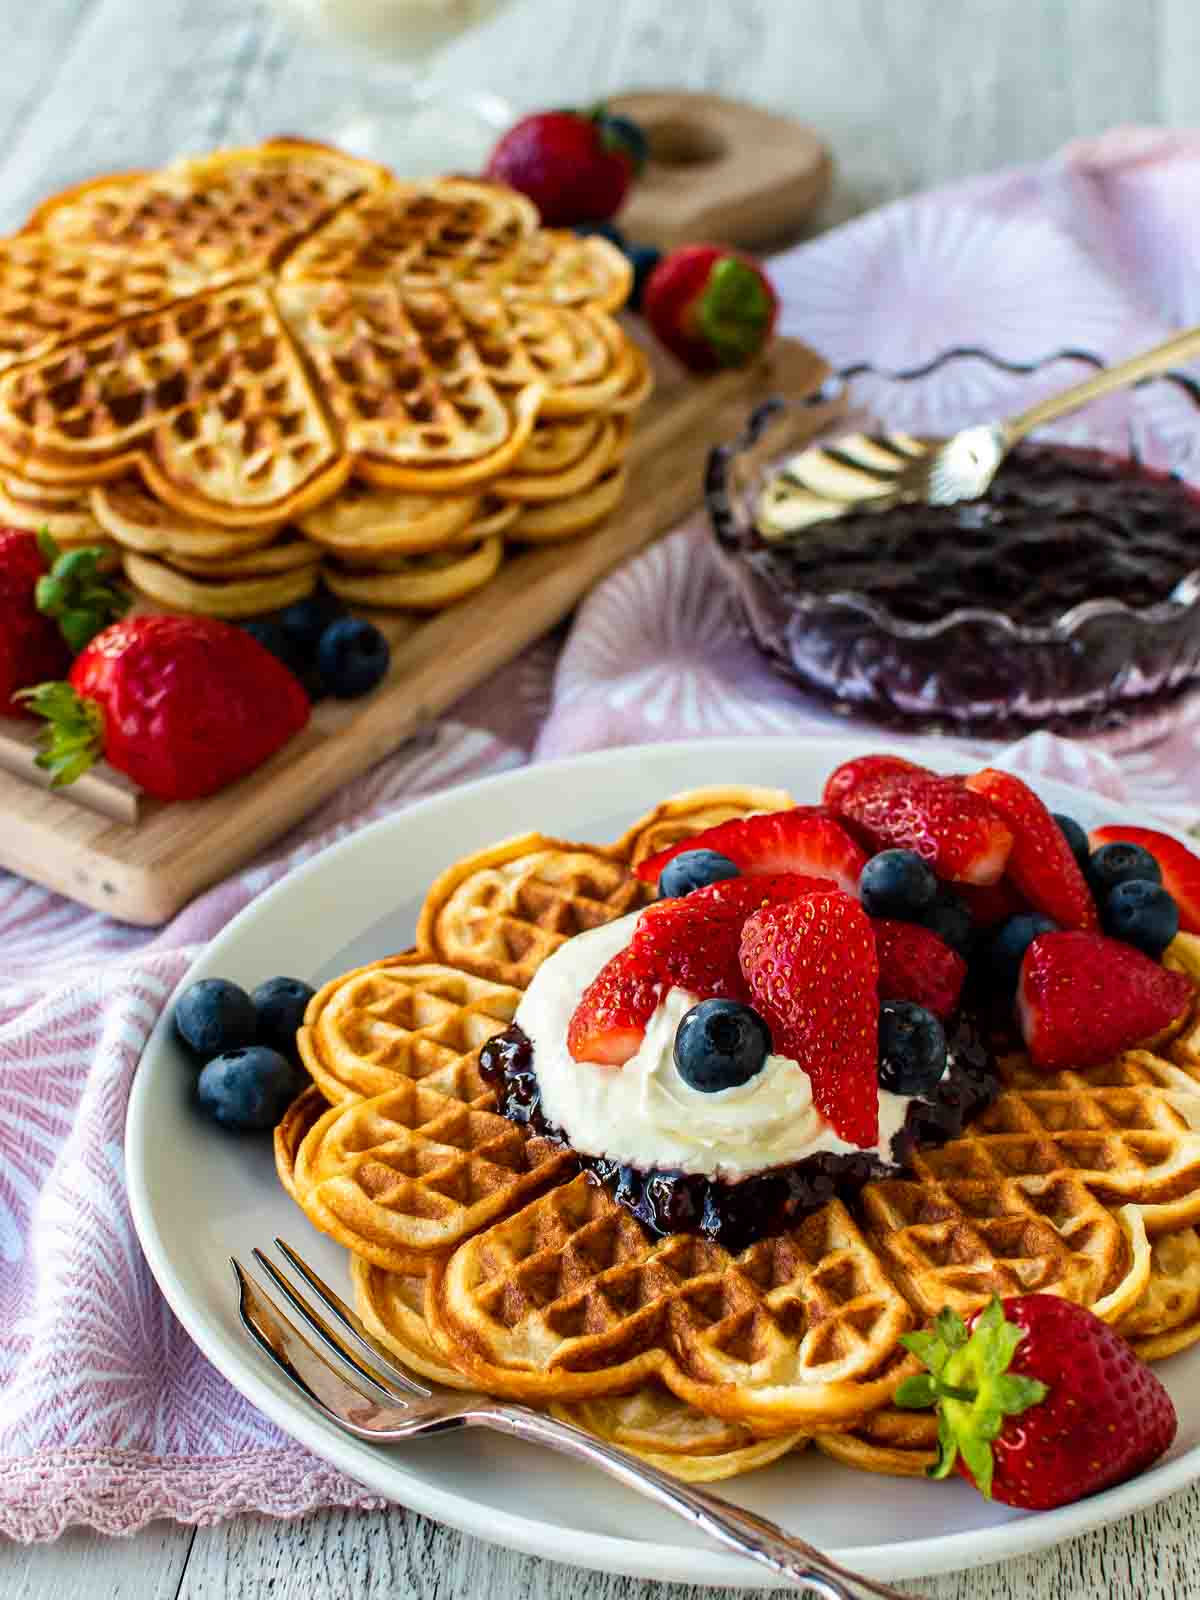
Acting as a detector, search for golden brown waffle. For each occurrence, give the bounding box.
[0,482,104,541]
[121,549,317,616]
[1117,1226,1200,1358]
[815,1406,937,1478]
[90,479,284,558]
[1,141,642,548]
[492,417,621,503]
[165,534,321,578]
[322,535,503,611]
[275,1084,329,1205]
[425,1174,915,1431]
[352,1255,802,1480]
[29,140,387,277]
[416,832,651,988]
[3,470,82,506]
[298,481,481,556]
[508,464,629,542]
[297,955,523,1106]
[287,1083,575,1272]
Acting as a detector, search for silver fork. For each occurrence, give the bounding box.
[759,321,1200,530]
[233,1240,926,1599]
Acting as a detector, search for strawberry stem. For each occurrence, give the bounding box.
[895,1297,1048,1496]
[33,532,129,654]
[695,257,773,367]
[14,681,105,786]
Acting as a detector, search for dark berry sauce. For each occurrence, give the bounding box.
[479,1018,998,1253]
[754,443,1200,627]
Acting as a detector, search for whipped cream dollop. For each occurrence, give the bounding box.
[515,910,914,1182]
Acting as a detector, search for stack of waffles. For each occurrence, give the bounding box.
[273,787,1200,1482]
[0,140,649,618]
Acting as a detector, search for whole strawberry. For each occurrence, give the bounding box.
[19,615,309,802]
[1,530,126,716]
[896,1295,1176,1509]
[643,245,779,372]
[486,107,645,225]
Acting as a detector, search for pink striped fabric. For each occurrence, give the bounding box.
[4,126,1200,1539]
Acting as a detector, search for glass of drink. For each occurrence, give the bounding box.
[267,0,518,174]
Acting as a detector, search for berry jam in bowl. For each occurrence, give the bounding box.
[706,346,1200,734]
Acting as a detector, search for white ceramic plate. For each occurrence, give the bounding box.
[126,735,1200,1589]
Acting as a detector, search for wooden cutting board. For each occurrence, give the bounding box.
[0,337,842,926]
[609,91,833,251]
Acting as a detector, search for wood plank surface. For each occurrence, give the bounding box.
[3,0,1199,1596]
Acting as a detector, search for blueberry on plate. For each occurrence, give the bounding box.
[174,977,257,1061]
[915,887,974,960]
[859,849,939,919]
[1088,840,1163,895]
[196,1046,299,1131]
[317,617,391,698]
[988,912,1058,997]
[674,999,771,1093]
[658,847,740,899]
[253,975,316,1059]
[1052,813,1091,870]
[877,1001,947,1096]
[279,591,347,658]
[240,618,306,675]
[1103,879,1179,959]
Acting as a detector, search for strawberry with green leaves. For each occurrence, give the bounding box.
[486,107,646,225]
[19,613,310,802]
[896,1294,1176,1509]
[0,529,127,716]
[643,245,779,373]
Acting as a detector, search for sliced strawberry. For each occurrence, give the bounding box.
[1016,930,1193,1071]
[836,772,1013,886]
[872,919,966,1021]
[635,872,836,1002]
[1089,824,1200,935]
[964,769,1097,930]
[739,891,879,1146]
[636,807,865,894]
[957,877,1029,927]
[567,944,665,1065]
[822,753,931,810]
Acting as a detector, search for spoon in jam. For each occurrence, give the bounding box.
[758,321,1200,536]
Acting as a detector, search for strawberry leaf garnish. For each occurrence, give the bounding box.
[14,681,106,786]
[895,1297,1048,1497]
[33,532,130,654]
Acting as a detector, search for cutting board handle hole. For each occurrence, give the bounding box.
[645,116,728,167]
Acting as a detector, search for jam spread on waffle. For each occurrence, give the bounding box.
[748,443,1200,626]
[479,1016,999,1253]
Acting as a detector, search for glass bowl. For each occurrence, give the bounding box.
[705,347,1200,736]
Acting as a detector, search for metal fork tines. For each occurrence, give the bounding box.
[233,1240,927,1600]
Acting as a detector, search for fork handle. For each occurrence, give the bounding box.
[1006,322,1200,441]
[472,1403,922,1599]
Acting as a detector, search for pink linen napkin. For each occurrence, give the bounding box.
[4,125,1200,1540]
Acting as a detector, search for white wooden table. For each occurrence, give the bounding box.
[4,0,1200,1594]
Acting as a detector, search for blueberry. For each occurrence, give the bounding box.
[196,1046,299,1131]
[877,1001,947,1096]
[1089,841,1163,896]
[253,975,316,1059]
[1052,813,1091,870]
[915,887,974,960]
[627,243,662,312]
[572,220,628,249]
[988,913,1058,997]
[658,848,740,899]
[174,978,257,1062]
[1103,879,1179,958]
[317,617,391,698]
[279,591,346,658]
[241,618,306,675]
[859,849,939,919]
[674,999,771,1093]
